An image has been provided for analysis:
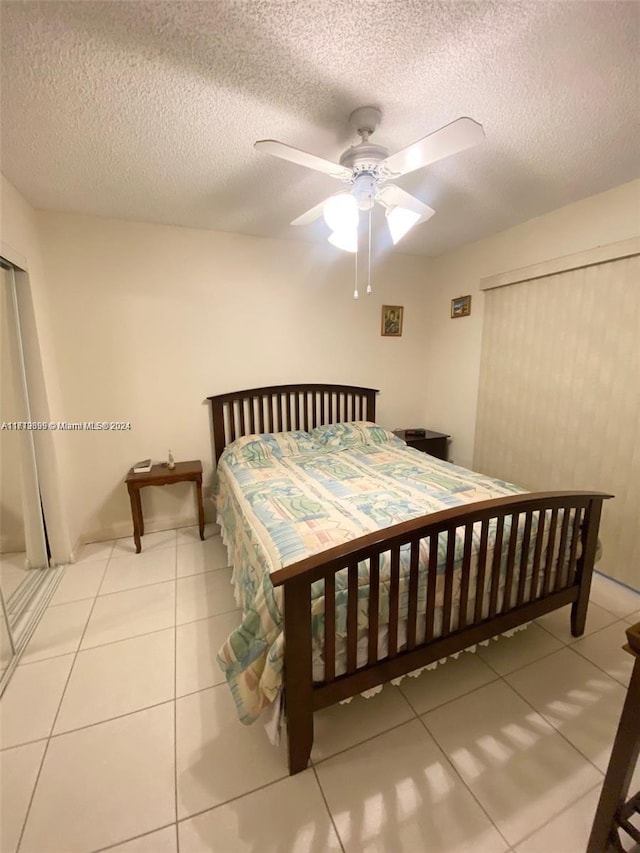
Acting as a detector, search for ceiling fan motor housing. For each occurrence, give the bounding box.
[353,174,377,210]
[340,105,389,192]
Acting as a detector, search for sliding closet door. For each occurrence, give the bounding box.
[474,255,640,590]
[1,265,48,568]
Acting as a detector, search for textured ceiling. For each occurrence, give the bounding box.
[1,1,639,256]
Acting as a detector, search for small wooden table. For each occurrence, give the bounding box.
[125,460,205,554]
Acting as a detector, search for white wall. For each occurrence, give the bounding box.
[36,211,432,544]
[425,179,640,469]
[9,174,638,548]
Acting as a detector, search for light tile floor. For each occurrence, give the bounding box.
[1,531,638,853]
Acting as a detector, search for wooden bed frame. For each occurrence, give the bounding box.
[208,383,612,775]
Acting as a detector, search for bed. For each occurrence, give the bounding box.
[208,383,612,775]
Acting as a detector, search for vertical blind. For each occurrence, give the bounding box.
[474,255,640,590]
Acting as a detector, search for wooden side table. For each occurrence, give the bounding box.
[125,460,205,554]
[394,429,450,461]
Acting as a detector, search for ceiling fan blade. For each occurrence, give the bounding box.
[380,117,485,178]
[377,185,435,221]
[290,197,331,226]
[255,140,351,180]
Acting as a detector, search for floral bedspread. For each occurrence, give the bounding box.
[214,423,525,723]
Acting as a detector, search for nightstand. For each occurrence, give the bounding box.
[394,429,450,461]
[125,460,205,553]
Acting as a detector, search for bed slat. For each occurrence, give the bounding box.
[289,392,295,430]
[529,511,547,599]
[346,563,359,674]
[367,554,380,665]
[406,540,420,650]
[474,519,490,622]
[388,547,400,658]
[502,513,519,612]
[208,384,378,462]
[230,400,237,442]
[458,523,473,630]
[266,489,611,777]
[425,534,438,643]
[324,575,335,682]
[442,530,455,637]
[554,508,572,591]
[567,507,583,586]
[542,508,559,595]
[488,514,505,618]
[516,511,533,605]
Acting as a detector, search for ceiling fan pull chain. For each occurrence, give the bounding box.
[366,208,373,294]
[354,241,359,299]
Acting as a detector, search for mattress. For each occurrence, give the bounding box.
[214,422,547,724]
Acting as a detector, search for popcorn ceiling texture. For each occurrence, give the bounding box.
[1,0,639,256]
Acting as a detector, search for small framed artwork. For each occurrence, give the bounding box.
[381,305,404,337]
[451,294,471,318]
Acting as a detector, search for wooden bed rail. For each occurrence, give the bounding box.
[208,384,378,462]
[273,490,612,774]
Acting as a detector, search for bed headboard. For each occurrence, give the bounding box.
[207,383,378,462]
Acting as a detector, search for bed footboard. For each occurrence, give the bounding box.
[271,490,612,775]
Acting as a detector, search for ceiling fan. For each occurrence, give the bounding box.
[254,106,485,252]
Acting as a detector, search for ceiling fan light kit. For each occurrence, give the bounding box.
[255,106,484,297]
[328,228,357,254]
[323,192,358,232]
[386,207,422,245]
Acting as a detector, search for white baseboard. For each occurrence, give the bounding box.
[0,535,26,554]
[78,509,215,555]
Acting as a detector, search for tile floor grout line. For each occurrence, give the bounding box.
[310,716,427,770]
[94,540,116,596]
[174,771,291,826]
[14,736,52,853]
[14,556,110,852]
[397,666,500,719]
[10,599,240,668]
[495,622,635,772]
[13,542,182,853]
[394,683,423,719]
[416,664,615,850]
[90,820,178,853]
[499,671,607,780]
[8,545,635,851]
[413,711,513,851]
[568,634,632,688]
[38,558,110,737]
[493,673,610,840]
[47,686,176,741]
[500,781,604,853]
[478,638,569,680]
[311,763,347,853]
[93,563,232,602]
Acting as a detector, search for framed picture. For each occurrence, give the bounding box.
[451,294,471,318]
[381,305,403,337]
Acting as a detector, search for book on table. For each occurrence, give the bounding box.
[132,459,152,473]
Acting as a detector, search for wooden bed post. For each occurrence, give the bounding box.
[571,496,605,637]
[282,577,314,775]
